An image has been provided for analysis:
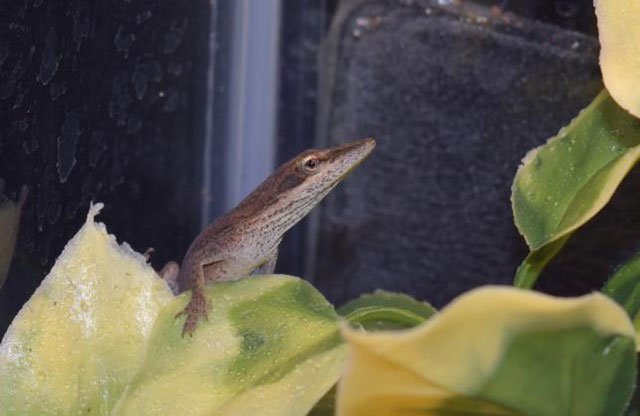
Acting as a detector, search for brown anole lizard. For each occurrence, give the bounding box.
[160,138,376,336]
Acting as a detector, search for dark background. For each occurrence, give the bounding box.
[2,0,636,335]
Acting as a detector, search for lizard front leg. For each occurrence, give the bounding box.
[253,248,278,275]
[175,260,221,336]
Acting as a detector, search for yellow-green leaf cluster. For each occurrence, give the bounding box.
[512,91,640,288]
[0,205,345,416]
[0,204,174,415]
[337,287,637,416]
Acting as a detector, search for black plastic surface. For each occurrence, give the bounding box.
[312,0,632,308]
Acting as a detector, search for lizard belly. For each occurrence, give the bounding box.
[202,246,270,283]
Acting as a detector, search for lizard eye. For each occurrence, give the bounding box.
[300,156,320,174]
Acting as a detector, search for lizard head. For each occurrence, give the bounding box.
[235,138,375,231]
[271,137,376,222]
[291,137,376,188]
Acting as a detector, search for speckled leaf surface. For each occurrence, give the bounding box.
[111,275,345,416]
[512,91,640,288]
[337,287,637,416]
[0,204,174,415]
[596,0,640,119]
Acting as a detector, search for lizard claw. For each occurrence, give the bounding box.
[176,293,211,337]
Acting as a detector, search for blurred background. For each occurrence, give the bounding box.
[2,0,639,335]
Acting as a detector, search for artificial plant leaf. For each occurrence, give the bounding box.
[595,0,640,119]
[307,291,437,415]
[0,185,27,290]
[512,91,640,288]
[111,275,345,416]
[0,204,174,415]
[603,252,640,346]
[0,204,346,416]
[337,286,637,416]
[512,234,571,289]
[338,290,436,330]
[624,364,640,416]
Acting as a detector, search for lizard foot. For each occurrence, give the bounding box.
[176,292,211,337]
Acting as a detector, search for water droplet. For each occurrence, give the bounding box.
[22,137,39,154]
[89,131,107,168]
[57,115,81,182]
[16,118,28,132]
[47,201,61,224]
[114,26,136,58]
[163,19,188,54]
[37,28,61,85]
[50,81,66,101]
[136,9,153,24]
[72,4,90,51]
[132,69,148,100]
[162,89,179,113]
[167,61,183,76]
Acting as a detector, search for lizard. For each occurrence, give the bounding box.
[160,137,376,336]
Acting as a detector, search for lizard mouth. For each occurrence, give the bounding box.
[333,138,376,182]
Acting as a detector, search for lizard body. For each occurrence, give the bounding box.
[164,138,376,336]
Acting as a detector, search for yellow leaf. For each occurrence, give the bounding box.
[0,203,174,415]
[596,0,640,118]
[337,287,636,416]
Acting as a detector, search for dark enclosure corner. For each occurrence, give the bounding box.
[2,0,637,336]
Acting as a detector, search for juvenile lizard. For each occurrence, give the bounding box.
[161,138,376,336]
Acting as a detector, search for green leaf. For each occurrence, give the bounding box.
[337,287,637,416]
[111,276,345,416]
[603,252,640,345]
[512,91,640,288]
[513,235,571,289]
[478,329,634,416]
[338,290,436,331]
[307,292,437,415]
[623,362,640,416]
